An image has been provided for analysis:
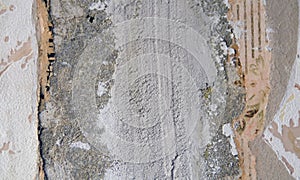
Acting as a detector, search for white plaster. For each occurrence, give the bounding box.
[89,0,107,11]
[70,141,91,151]
[230,21,244,40]
[266,27,274,42]
[97,81,107,96]
[210,104,218,112]
[220,42,228,55]
[223,0,230,8]
[222,123,238,156]
[56,139,62,146]
[0,0,39,178]
[228,48,235,55]
[263,0,267,6]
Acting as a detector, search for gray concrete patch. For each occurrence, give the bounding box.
[40,0,244,179]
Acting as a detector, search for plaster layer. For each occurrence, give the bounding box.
[228,0,271,178]
[263,2,300,176]
[255,0,298,179]
[228,0,299,179]
[0,0,39,179]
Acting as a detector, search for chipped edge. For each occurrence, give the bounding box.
[35,0,55,179]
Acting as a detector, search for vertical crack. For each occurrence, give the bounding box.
[170,154,179,179]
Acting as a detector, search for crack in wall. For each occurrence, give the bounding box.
[170,153,179,179]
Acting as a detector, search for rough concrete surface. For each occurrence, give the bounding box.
[0,0,39,179]
[40,0,242,179]
[1,0,300,179]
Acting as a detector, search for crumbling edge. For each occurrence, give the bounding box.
[35,0,55,179]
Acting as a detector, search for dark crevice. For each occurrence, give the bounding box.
[38,86,48,180]
[170,154,179,179]
[87,15,95,23]
[37,0,55,179]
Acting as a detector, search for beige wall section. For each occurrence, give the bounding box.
[0,0,39,179]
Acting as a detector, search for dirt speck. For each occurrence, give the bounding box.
[28,114,33,123]
[0,142,10,153]
[9,5,15,11]
[0,9,7,15]
[4,36,9,42]
[8,150,16,155]
[295,83,300,91]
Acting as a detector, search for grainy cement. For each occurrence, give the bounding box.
[72,1,215,178]
[0,0,298,179]
[41,0,242,179]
